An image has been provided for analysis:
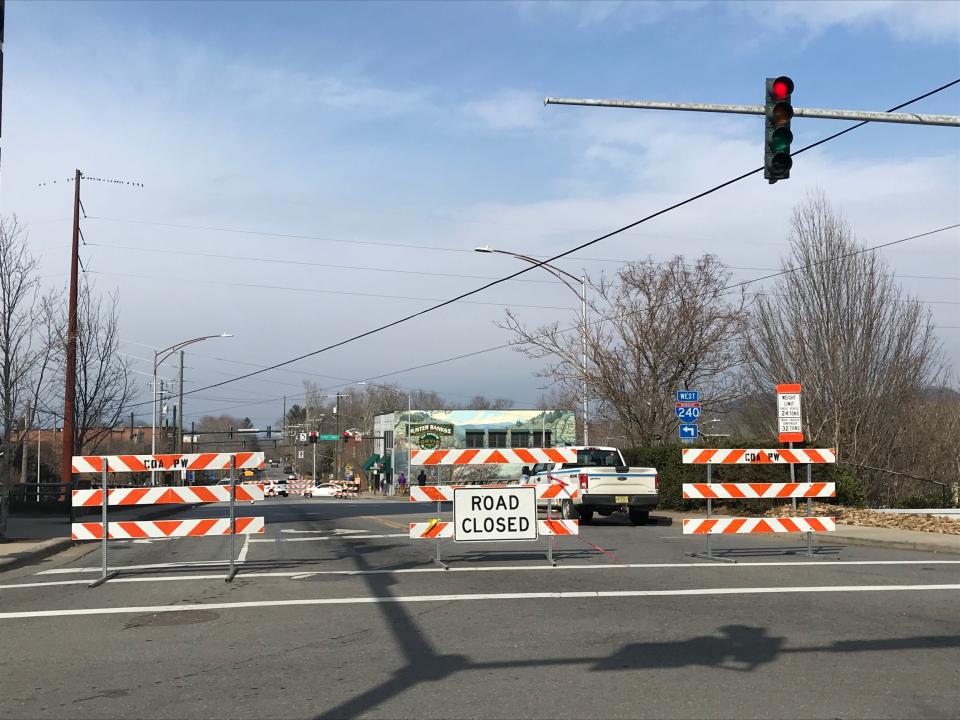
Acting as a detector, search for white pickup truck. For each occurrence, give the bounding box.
[521,446,658,525]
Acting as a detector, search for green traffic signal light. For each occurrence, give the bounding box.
[764,75,794,183]
[770,127,793,152]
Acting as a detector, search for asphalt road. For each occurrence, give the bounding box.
[1,478,959,719]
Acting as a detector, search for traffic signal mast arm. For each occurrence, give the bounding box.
[543,97,960,126]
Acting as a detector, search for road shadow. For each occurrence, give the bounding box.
[704,544,844,560]
[312,597,960,720]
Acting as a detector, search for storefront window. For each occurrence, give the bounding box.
[488,431,507,448]
[465,431,485,448]
[510,431,530,448]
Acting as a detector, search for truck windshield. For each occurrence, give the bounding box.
[573,449,623,467]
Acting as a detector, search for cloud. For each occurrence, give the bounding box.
[514,1,704,30]
[730,0,960,44]
[462,89,547,131]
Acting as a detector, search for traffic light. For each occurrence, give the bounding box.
[308,431,318,444]
[764,75,794,183]
[342,431,351,443]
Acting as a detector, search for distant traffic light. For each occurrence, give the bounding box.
[308,431,318,444]
[342,431,351,443]
[764,76,794,183]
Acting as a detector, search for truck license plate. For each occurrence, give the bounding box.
[615,495,628,504]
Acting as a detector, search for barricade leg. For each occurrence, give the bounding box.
[687,464,736,564]
[89,461,119,588]
[226,456,239,582]
[804,463,830,559]
[545,497,556,567]
[431,497,448,570]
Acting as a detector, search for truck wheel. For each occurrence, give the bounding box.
[578,508,594,524]
[628,509,649,526]
[561,500,579,520]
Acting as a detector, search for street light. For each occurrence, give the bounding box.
[474,245,590,445]
[152,332,232,482]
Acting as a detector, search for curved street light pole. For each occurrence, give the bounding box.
[475,246,589,446]
[152,333,232,482]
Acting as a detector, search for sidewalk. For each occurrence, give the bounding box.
[659,510,960,556]
[0,502,202,572]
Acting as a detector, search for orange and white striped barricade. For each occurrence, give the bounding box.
[681,449,836,562]
[410,447,577,466]
[407,482,577,568]
[71,451,265,586]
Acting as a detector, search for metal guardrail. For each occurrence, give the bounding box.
[838,460,957,508]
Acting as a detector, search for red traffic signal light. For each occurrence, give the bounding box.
[764,75,794,183]
[770,76,793,101]
[342,431,351,443]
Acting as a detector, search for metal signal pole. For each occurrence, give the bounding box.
[60,169,81,507]
[543,97,960,126]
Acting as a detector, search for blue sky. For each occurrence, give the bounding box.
[2,1,959,426]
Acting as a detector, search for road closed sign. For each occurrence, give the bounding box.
[453,486,538,543]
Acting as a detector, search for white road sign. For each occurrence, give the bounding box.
[297,450,305,459]
[776,383,804,442]
[453,486,538,543]
[298,432,307,442]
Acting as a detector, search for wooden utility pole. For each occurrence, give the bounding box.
[60,169,81,506]
[177,350,184,452]
[19,400,30,485]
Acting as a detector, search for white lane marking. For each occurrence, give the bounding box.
[280,528,369,535]
[3,584,960,620]
[237,534,251,563]
[23,558,960,582]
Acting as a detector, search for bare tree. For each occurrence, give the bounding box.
[61,282,135,456]
[502,254,748,446]
[0,217,49,537]
[744,192,942,502]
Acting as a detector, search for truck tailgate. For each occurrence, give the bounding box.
[587,470,656,496]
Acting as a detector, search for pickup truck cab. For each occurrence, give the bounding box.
[522,446,658,525]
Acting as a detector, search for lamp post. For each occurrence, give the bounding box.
[153,333,232,483]
[475,245,590,445]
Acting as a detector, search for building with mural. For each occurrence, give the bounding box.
[369,409,576,483]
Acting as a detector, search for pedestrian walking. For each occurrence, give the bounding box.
[417,469,427,487]
[397,471,407,496]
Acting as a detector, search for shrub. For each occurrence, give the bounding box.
[621,444,697,510]
[832,466,865,508]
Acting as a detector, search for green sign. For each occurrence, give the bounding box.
[319,434,340,441]
[410,422,454,437]
[417,433,442,450]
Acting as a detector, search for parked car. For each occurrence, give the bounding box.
[282,465,294,475]
[304,482,344,498]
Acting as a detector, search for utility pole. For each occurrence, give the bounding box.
[282,395,286,461]
[19,400,31,485]
[60,169,81,508]
[335,394,342,483]
[177,350,184,452]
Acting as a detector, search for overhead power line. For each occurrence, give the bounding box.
[84,270,575,311]
[86,240,960,282]
[121,78,960,409]
[320,223,960,390]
